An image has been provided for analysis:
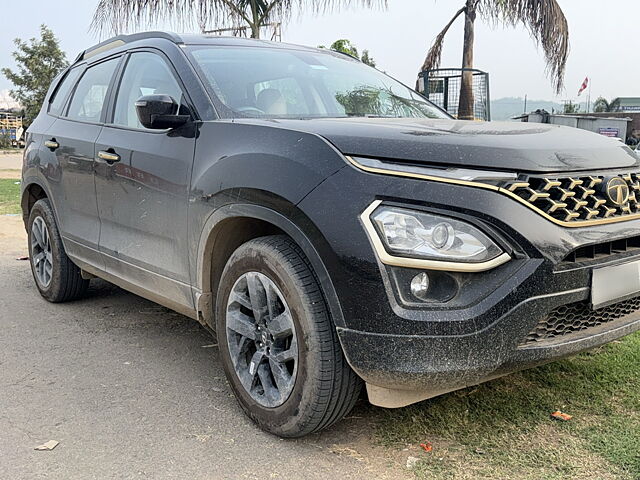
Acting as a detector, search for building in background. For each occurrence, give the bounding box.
[611,97,640,113]
[0,111,24,148]
[517,110,632,142]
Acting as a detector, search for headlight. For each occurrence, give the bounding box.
[371,206,503,263]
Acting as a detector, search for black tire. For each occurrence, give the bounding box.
[215,235,362,437]
[27,198,89,302]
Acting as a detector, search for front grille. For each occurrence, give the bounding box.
[523,297,640,344]
[506,173,640,224]
[562,235,640,264]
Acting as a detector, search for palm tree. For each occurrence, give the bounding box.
[422,0,569,121]
[92,0,386,39]
[593,97,621,113]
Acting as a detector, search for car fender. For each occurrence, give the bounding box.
[20,175,57,226]
[193,200,346,330]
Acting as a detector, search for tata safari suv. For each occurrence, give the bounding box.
[22,32,640,437]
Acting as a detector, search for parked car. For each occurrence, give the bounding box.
[22,32,640,437]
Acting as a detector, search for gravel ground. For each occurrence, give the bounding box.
[0,217,409,480]
[0,151,23,168]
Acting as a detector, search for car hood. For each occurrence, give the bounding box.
[239,117,638,173]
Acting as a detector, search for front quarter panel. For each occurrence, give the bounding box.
[188,120,347,290]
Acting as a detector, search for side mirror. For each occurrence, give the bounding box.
[135,94,190,129]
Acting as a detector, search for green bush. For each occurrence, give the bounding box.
[0,132,13,149]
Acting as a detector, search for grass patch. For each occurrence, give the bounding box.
[375,333,640,479]
[0,178,21,215]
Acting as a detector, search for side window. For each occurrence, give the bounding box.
[48,67,82,116]
[254,77,309,115]
[113,52,183,129]
[66,57,120,123]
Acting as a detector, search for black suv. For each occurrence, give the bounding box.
[22,32,640,437]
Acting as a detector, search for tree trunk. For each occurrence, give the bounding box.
[250,0,261,38]
[458,1,476,120]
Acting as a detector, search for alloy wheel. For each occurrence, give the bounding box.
[225,272,298,408]
[31,216,53,288]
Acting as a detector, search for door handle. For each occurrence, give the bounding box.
[97,150,121,164]
[44,139,59,150]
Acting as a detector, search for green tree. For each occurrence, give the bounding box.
[327,39,359,58]
[319,39,377,67]
[92,1,386,39]
[422,0,569,120]
[360,49,376,68]
[1,25,68,125]
[593,97,621,113]
[563,101,580,114]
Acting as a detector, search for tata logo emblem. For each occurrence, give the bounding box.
[603,177,630,206]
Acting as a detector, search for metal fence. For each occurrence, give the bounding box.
[417,68,491,121]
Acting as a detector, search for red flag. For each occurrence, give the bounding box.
[578,77,589,96]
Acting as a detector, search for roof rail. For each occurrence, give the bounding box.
[331,49,361,62]
[74,31,183,63]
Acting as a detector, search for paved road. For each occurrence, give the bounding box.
[0,151,22,178]
[0,218,409,479]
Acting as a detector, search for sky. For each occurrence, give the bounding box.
[1,0,638,107]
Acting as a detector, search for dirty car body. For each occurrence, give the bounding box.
[22,32,640,434]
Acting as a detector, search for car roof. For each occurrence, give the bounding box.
[75,31,325,63]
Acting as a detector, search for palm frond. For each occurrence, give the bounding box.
[90,0,258,36]
[304,0,387,14]
[478,0,569,94]
[91,0,387,38]
[421,6,466,72]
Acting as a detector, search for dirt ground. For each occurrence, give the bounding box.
[0,151,23,167]
[0,206,413,479]
[0,152,22,179]
[0,153,26,255]
[0,216,26,256]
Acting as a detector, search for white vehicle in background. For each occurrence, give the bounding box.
[12,127,25,148]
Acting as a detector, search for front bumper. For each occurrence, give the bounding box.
[337,285,640,406]
[298,163,640,407]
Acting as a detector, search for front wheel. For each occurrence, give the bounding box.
[216,235,362,437]
[28,198,89,302]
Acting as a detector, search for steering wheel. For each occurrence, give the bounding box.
[236,106,266,115]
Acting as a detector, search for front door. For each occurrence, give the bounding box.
[94,51,196,306]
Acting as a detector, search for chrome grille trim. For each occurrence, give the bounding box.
[506,173,640,224]
[346,156,640,228]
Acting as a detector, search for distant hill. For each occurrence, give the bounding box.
[490,97,587,121]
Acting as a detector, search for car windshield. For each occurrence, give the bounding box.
[188,45,448,120]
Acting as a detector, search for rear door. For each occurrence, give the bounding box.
[43,57,121,265]
[94,50,197,307]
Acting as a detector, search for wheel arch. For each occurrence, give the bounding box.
[195,201,346,331]
[21,178,52,227]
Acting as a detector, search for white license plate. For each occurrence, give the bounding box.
[592,260,640,309]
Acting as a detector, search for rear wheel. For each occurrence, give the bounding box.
[28,199,89,302]
[216,235,362,437]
